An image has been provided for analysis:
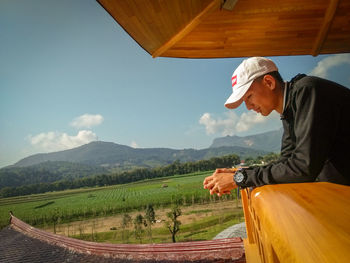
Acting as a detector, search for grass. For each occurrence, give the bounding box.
[0,170,239,229]
[1,170,245,244]
[72,209,245,244]
[184,209,213,215]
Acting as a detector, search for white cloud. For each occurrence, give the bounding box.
[199,111,239,136]
[199,111,280,136]
[28,130,98,152]
[235,111,265,133]
[130,141,139,148]
[70,114,104,129]
[309,54,350,78]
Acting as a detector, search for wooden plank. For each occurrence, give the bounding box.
[241,189,255,244]
[243,240,262,263]
[98,0,350,58]
[151,0,221,58]
[311,0,340,56]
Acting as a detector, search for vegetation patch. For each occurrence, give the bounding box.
[184,209,212,215]
[1,171,236,228]
[34,201,55,209]
[0,168,245,244]
[183,230,208,238]
[70,210,244,244]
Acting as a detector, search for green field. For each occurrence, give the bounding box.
[0,171,238,229]
[75,210,244,244]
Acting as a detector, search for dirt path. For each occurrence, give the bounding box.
[44,200,242,236]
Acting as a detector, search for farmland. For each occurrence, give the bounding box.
[62,201,244,244]
[0,171,240,232]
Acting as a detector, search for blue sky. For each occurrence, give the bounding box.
[1,0,350,168]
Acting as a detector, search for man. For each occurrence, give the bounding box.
[203,57,350,196]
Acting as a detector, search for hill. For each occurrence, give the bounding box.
[0,161,107,189]
[210,128,283,153]
[0,135,279,190]
[0,142,269,190]
[13,141,268,169]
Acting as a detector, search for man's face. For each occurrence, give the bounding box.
[241,77,277,116]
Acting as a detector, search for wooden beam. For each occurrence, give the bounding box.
[151,0,222,58]
[222,0,238,11]
[311,0,339,56]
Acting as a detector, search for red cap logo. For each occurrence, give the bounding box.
[232,75,237,88]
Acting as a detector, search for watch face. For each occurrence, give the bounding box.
[235,172,244,183]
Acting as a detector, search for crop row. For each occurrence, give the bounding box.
[0,171,237,228]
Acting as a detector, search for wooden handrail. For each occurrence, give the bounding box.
[241,182,350,263]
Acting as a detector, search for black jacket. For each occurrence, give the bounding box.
[243,74,350,187]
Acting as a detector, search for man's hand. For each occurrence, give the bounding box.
[203,168,238,196]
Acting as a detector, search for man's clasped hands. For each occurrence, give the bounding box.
[203,168,239,196]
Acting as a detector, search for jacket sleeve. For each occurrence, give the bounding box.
[244,80,337,187]
[279,120,294,161]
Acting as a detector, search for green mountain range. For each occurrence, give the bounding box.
[12,141,269,169]
[1,129,282,189]
[210,128,283,152]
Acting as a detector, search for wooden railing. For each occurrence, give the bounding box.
[241,182,350,263]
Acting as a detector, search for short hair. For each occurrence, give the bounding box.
[255,71,284,86]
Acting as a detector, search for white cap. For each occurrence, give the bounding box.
[224,57,278,109]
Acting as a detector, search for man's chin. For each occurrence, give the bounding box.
[260,110,271,116]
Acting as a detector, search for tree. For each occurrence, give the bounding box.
[144,204,156,242]
[51,208,60,234]
[121,213,132,243]
[134,214,144,243]
[165,205,182,243]
[256,155,264,164]
[244,157,255,165]
[263,152,280,163]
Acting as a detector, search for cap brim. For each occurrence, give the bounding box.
[225,98,244,109]
[224,80,253,109]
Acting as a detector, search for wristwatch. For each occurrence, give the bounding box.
[233,169,247,187]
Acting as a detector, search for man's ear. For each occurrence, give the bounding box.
[263,74,276,90]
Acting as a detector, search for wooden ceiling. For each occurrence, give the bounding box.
[97,0,350,58]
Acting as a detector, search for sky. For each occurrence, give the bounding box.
[1,0,350,168]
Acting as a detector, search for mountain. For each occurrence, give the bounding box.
[0,161,107,189]
[210,128,283,153]
[13,141,269,169]
[1,139,274,190]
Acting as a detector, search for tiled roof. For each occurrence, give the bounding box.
[0,215,245,263]
[0,226,115,263]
